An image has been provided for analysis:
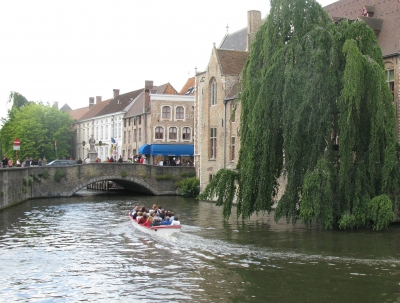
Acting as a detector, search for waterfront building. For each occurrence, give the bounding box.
[123,79,195,165]
[194,10,263,191]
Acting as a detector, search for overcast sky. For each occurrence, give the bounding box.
[0,0,337,121]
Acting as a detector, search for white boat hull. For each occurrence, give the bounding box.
[129,215,181,235]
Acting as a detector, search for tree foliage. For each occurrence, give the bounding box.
[0,93,74,161]
[199,0,397,230]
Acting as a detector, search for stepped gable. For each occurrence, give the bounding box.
[324,0,400,56]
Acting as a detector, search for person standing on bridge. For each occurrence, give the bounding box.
[2,156,8,168]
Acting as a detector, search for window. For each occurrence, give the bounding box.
[210,78,217,105]
[139,116,142,125]
[134,117,136,126]
[105,125,108,139]
[169,127,177,140]
[182,127,191,140]
[118,123,122,138]
[162,106,171,119]
[155,127,163,139]
[231,137,235,161]
[96,127,99,140]
[210,128,217,159]
[176,106,184,119]
[129,118,131,126]
[124,119,126,127]
[139,128,142,141]
[134,129,137,141]
[124,131,126,144]
[386,69,394,100]
[128,130,131,143]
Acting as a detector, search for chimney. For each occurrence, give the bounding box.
[89,97,95,109]
[144,80,153,112]
[246,10,262,52]
[96,96,102,104]
[113,89,120,98]
[53,101,58,109]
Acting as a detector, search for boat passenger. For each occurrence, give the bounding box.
[135,212,143,222]
[161,216,172,226]
[138,213,148,224]
[143,216,154,227]
[171,216,180,226]
[169,212,175,222]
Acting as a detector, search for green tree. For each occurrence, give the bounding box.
[0,96,74,161]
[199,0,397,230]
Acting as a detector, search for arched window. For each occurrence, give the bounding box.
[155,127,164,139]
[162,106,171,119]
[169,127,177,140]
[182,127,191,140]
[176,106,184,119]
[210,78,217,106]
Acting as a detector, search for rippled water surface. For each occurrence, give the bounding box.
[1,193,400,303]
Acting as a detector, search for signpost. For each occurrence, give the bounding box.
[13,139,20,160]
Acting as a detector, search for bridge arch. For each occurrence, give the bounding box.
[0,164,196,209]
[68,176,160,196]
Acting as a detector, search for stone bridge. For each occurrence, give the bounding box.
[0,163,196,210]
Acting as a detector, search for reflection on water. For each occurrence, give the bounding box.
[0,194,400,302]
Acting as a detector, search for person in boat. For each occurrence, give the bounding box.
[161,216,172,226]
[170,216,180,226]
[135,212,143,222]
[169,212,175,222]
[153,211,162,222]
[143,216,154,227]
[138,213,148,224]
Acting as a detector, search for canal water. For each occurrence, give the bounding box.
[1,192,400,303]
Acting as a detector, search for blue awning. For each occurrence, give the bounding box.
[151,144,194,156]
[138,144,151,155]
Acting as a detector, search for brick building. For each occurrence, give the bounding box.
[195,11,262,191]
[123,80,195,165]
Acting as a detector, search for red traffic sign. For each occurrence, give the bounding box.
[14,139,20,146]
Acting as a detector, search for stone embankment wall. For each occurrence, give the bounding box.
[0,163,196,210]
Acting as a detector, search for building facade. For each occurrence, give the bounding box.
[195,10,262,191]
[123,80,195,165]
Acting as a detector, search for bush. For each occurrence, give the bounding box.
[42,171,50,179]
[181,171,196,178]
[23,177,33,186]
[176,177,200,197]
[156,174,172,181]
[54,170,65,182]
[33,174,40,182]
[368,195,394,230]
[121,171,127,178]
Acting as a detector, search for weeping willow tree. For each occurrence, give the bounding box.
[198,0,397,229]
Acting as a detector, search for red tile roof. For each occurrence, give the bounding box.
[179,77,195,95]
[216,49,249,75]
